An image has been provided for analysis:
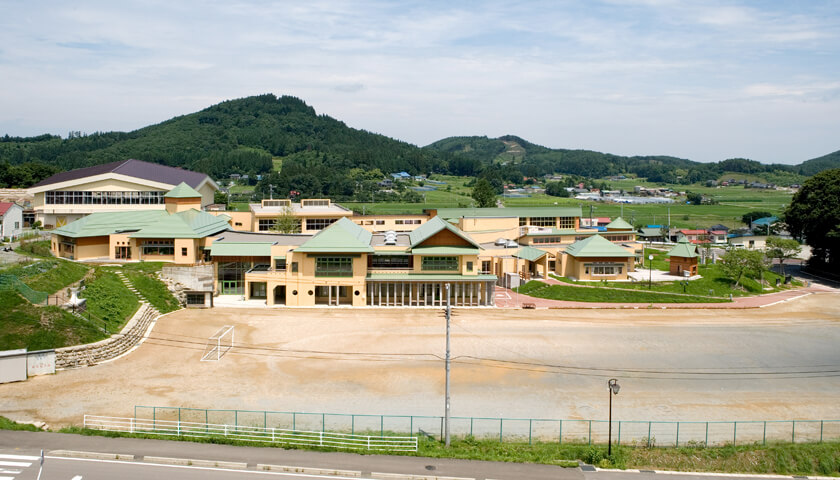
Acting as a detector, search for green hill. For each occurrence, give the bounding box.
[798,150,840,176]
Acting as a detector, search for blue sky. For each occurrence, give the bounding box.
[1,0,838,164]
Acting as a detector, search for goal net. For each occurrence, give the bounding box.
[201,325,235,362]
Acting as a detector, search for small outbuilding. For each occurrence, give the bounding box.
[666,237,699,276]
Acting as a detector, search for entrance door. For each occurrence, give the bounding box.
[115,246,131,259]
[274,286,286,305]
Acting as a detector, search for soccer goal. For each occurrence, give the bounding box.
[201,325,235,362]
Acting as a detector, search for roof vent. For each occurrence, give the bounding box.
[384,239,397,246]
[495,238,507,245]
[506,240,519,248]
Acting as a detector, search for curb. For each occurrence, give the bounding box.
[371,473,474,480]
[49,450,135,461]
[257,464,362,477]
[594,467,840,479]
[143,456,247,469]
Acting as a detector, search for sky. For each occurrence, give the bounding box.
[1,1,839,165]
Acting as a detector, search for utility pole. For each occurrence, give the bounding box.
[444,283,451,447]
[269,184,274,200]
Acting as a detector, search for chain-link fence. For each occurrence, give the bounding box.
[134,406,840,447]
[0,274,48,303]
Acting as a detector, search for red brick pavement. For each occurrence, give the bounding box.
[493,282,836,309]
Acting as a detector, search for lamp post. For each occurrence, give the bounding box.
[648,254,654,289]
[607,378,620,456]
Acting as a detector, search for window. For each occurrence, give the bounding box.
[421,256,458,271]
[369,255,411,269]
[532,236,563,244]
[375,220,385,225]
[315,256,353,277]
[306,218,337,231]
[141,240,174,256]
[519,217,527,226]
[181,247,188,256]
[14,222,19,229]
[186,293,206,305]
[258,219,276,231]
[529,217,555,227]
[45,190,165,205]
[274,258,286,271]
[558,217,575,229]
[466,261,473,272]
[291,262,298,273]
[604,235,631,242]
[586,264,623,276]
[481,260,491,274]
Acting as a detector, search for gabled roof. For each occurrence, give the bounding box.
[564,235,633,258]
[639,227,663,237]
[51,209,229,239]
[679,229,707,235]
[667,237,699,258]
[0,202,21,216]
[515,246,549,262]
[164,182,202,198]
[31,159,214,190]
[409,216,482,249]
[434,206,582,219]
[295,217,374,253]
[605,217,633,230]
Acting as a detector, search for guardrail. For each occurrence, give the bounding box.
[83,415,417,452]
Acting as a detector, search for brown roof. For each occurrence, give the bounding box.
[31,159,210,189]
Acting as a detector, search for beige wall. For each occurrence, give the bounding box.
[75,236,110,260]
[352,215,428,232]
[457,217,520,244]
[165,198,202,214]
[564,255,634,281]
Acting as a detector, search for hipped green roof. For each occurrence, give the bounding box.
[211,242,273,257]
[295,217,374,253]
[411,245,480,256]
[52,209,229,239]
[606,217,634,230]
[366,273,497,281]
[515,246,549,262]
[408,216,482,249]
[639,227,664,237]
[164,182,202,198]
[666,237,699,258]
[435,206,582,219]
[564,235,633,258]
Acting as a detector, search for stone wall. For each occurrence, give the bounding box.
[55,303,159,369]
[160,265,214,305]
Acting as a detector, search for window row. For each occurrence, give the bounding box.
[421,256,459,271]
[369,255,413,269]
[46,190,166,205]
[306,218,338,231]
[394,219,422,225]
[518,217,576,228]
[585,264,624,276]
[315,256,353,277]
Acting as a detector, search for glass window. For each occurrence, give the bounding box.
[481,260,491,273]
[369,255,411,269]
[558,217,575,229]
[529,217,555,227]
[421,256,458,271]
[258,219,276,231]
[466,261,473,272]
[291,262,298,273]
[315,256,353,277]
[306,218,337,231]
[274,258,286,271]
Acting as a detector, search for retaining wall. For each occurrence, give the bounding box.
[56,304,158,369]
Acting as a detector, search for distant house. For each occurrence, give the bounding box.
[709,224,729,233]
[730,235,767,250]
[0,202,24,240]
[390,172,411,180]
[708,230,728,244]
[638,227,665,243]
[666,237,699,276]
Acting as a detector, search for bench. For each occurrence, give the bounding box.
[521,303,536,309]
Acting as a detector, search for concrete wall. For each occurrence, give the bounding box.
[0,349,27,384]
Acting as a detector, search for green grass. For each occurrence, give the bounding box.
[516,281,730,303]
[119,263,180,313]
[0,416,41,431]
[1,259,90,295]
[81,270,140,330]
[0,291,107,350]
[55,426,840,475]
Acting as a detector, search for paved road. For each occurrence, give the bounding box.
[0,431,823,480]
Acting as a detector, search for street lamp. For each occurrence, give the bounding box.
[607,378,620,456]
[648,254,654,289]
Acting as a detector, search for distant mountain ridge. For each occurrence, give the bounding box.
[1,94,838,191]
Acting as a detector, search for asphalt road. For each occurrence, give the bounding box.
[0,431,822,480]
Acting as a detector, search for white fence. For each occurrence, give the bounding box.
[83,415,418,452]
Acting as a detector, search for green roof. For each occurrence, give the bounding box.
[295,217,374,253]
[435,206,582,219]
[411,245,480,256]
[564,235,633,258]
[516,246,549,262]
[52,209,229,239]
[667,237,699,258]
[211,242,273,257]
[53,210,169,238]
[606,217,634,230]
[522,228,592,237]
[408,216,482,249]
[366,273,497,281]
[639,227,663,237]
[164,182,202,198]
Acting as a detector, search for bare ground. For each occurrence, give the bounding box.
[2,292,839,436]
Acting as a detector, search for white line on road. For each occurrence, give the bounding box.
[71,476,83,480]
[1,476,18,480]
[0,470,22,475]
[46,456,363,479]
[0,455,40,461]
[0,461,30,467]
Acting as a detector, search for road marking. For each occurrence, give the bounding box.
[0,455,40,461]
[0,461,30,468]
[0,470,22,475]
[71,476,83,480]
[1,476,18,480]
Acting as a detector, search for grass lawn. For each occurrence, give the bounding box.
[80,269,140,331]
[516,280,730,303]
[0,291,107,350]
[119,263,181,313]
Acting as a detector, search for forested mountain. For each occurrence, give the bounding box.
[1,94,838,194]
[426,136,838,186]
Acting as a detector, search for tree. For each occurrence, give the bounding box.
[471,178,496,208]
[720,248,766,288]
[545,181,570,197]
[764,236,802,276]
[271,206,301,233]
[784,168,840,269]
[741,210,773,226]
[685,191,703,205]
